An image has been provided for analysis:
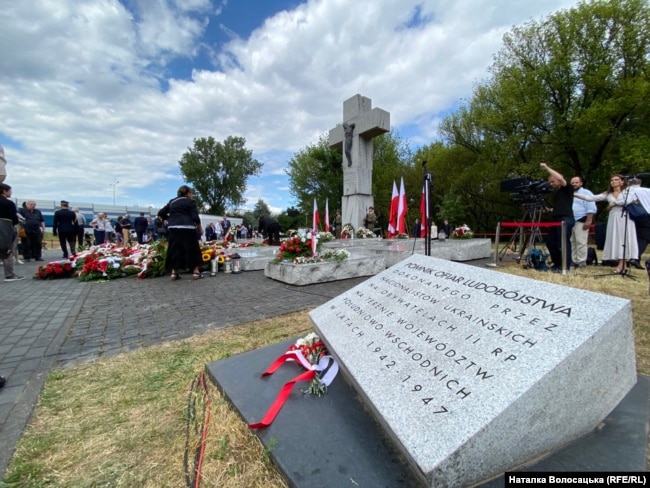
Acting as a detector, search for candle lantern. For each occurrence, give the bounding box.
[210,258,218,276]
[224,257,232,273]
[232,253,241,274]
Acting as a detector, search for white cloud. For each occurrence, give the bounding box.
[0,0,578,209]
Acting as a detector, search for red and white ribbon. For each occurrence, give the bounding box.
[248,351,338,429]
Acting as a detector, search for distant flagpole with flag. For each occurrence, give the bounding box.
[325,198,330,233]
[312,198,320,255]
[397,177,407,235]
[387,180,398,237]
[419,183,428,237]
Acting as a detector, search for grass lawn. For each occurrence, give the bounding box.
[2,261,649,487]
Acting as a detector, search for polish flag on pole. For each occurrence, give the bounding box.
[312,198,320,255]
[325,198,330,233]
[419,183,428,237]
[387,181,398,237]
[397,177,407,235]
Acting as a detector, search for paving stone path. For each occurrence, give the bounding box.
[0,248,373,476]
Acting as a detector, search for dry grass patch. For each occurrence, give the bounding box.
[497,262,650,375]
[3,263,648,486]
[4,312,311,488]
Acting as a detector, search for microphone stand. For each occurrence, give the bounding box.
[422,161,433,256]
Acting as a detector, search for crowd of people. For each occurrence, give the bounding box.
[541,163,650,274]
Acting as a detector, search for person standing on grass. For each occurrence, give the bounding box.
[574,174,638,275]
[570,176,597,268]
[628,177,650,269]
[541,162,575,272]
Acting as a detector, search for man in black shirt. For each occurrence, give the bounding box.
[541,162,575,272]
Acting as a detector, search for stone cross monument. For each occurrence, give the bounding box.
[329,94,390,231]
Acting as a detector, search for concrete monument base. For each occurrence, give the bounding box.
[322,237,492,267]
[264,254,385,286]
[235,246,278,271]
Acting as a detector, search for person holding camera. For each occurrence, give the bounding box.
[541,163,575,272]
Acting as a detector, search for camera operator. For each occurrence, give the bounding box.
[541,162,575,272]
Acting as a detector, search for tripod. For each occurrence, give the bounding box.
[497,202,548,265]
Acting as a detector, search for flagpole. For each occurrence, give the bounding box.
[422,161,434,256]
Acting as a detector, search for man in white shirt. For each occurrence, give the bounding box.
[628,177,650,269]
[570,176,597,267]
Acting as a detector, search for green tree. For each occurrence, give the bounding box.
[438,0,650,230]
[179,136,262,215]
[286,135,343,217]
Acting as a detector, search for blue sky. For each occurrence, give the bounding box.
[0,0,578,214]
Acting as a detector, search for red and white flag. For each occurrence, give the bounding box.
[312,198,320,255]
[419,183,428,237]
[313,198,320,231]
[397,177,407,235]
[325,198,330,233]
[387,181,398,237]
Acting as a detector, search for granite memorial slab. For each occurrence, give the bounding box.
[264,253,385,286]
[207,339,648,488]
[309,254,637,486]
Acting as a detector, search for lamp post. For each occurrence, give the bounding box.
[110,180,119,205]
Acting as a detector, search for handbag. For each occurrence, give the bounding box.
[626,201,648,222]
[18,226,26,239]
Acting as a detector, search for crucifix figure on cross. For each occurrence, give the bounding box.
[329,94,390,231]
[343,122,355,167]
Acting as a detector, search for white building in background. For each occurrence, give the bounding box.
[10,198,241,230]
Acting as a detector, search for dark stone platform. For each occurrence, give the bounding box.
[206,339,649,487]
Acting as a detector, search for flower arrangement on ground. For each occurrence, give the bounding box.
[396,233,410,239]
[288,333,329,396]
[355,226,377,238]
[35,260,75,280]
[75,250,124,281]
[452,224,474,239]
[340,223,354,239]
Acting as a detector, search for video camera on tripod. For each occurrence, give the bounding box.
[500,177,553,206]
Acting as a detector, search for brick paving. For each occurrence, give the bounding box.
[0,247,372,476]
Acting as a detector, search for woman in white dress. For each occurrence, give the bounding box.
[574,174,638,274]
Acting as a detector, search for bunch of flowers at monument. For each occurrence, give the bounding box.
[74,248,124,281]
[35,260,75,280]
[248,332,339,429]
[292,249,350,264]
[452,225,474,239]
[396,233,410,239]
[127,239,168,278]
[340,223,355,239]
[317,231,335,242]
[288,333,329,396]
[355,226,377,238]
[273,231,318,262]
[31,241,169,281]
